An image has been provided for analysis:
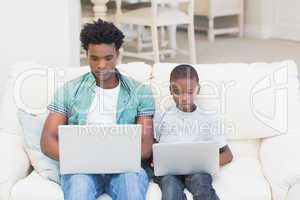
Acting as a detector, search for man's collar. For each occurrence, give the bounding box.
[86,68,131,94]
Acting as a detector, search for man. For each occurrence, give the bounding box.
[41,19,155,200]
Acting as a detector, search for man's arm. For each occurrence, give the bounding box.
[219,145,233,166]
[40,112,67,161]
[136,116,154,160]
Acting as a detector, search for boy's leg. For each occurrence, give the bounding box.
[154,175,187,200]
[185,173,220,200]
[106,169,149,200]
[60,174,106,200]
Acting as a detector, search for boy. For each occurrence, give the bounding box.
[154,64,233,200]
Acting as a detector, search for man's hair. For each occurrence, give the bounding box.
[170,64,199,83]
[80,19,125,51]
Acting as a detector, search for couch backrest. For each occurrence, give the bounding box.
[152,61,300,140]
[0,62,151,136]
[1,61,299,143]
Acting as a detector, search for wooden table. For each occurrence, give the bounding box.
[90,0,147,20]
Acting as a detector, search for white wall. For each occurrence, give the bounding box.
[272,0,300,41]
[244,0,273,39]
[0,0,81,100]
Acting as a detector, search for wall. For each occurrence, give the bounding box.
[244,0,273,39]
[0,0,81,101]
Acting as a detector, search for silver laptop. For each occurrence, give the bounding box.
[58,125,142,175]
[153,142,219,176]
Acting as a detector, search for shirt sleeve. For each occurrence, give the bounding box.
[136,84,155,117]
[208,115,227,149]
[47,83,70,117]
[153,111,164,141]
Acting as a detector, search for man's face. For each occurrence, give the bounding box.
[87,43,119,82]
[170,78,199,112]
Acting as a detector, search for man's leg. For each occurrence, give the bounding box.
[185,173,220,200]
[61,174,106,200]
[106,169,149,200]
[154,175,187,200]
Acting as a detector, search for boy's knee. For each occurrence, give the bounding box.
[189,173,212,186]
[159,175,185,200]
[160,175,184,192]
[160,175,180,186]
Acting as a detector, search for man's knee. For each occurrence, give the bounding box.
[61,174,98,198]
[109,170,149,200]
[121,169,148,185]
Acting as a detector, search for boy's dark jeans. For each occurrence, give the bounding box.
[154,173,220,200]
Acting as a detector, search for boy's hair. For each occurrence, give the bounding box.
[170,64,199,83]
[80,19,125,51]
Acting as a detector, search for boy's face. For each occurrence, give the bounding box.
[87,43,119,82]
[170,78,200,112]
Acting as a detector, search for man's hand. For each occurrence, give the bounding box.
[136,116,154,160]
[40,112,67,161]
[219,145,233,166]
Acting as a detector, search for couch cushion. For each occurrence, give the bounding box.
[286,183,300,200]
[10,171,161,200]
[0,62,89,136]
[228,139,261,158]
[0,62,152,137]
[10,158,271,200]
[17,110,60,183]
[260,134,300,200]
[213,157,271,200]
[10,171,64,200]
[152,61,300,140]
[10,171,114,200]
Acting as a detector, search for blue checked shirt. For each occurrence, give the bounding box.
[47,69,155,124]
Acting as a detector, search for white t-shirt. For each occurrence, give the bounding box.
[87,83,120,125]
[154,106,227,148]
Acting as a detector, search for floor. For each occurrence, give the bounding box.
[80,4,300,67]
[81,30,300,68]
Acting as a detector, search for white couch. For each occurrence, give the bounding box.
[1,61,300,200]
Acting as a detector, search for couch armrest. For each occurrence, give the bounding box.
[260,134,300,200]
[0,132,31,200]
[286,183,300,200]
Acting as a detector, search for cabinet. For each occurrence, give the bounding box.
[194,0,244,41]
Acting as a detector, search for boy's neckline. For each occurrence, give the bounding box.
[175,104,197,113]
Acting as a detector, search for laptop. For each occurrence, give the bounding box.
[58,124,142,175]
[153,142,219,176]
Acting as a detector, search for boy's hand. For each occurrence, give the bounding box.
[150,161,154,168]
[219,145,233,166]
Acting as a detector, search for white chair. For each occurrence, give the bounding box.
[115,0,196,64]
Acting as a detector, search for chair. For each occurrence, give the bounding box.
[115,0,196,64]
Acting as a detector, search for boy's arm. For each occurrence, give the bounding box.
[219,145,233,166]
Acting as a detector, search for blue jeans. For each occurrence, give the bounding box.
[61,169,149,200]
[154,173,219,200]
